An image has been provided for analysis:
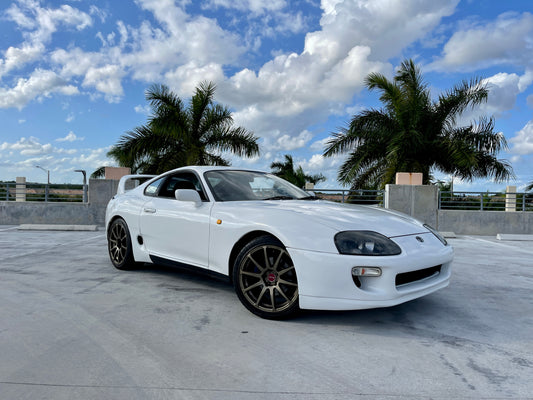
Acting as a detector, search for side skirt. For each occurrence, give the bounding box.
[149,255,231,283]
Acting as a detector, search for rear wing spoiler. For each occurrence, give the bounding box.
[117,174,156,195]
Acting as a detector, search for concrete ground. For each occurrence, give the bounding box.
[0,225,531,400]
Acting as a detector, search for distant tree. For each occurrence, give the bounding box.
[434,179,453,192]
[324,59,514,189]
[270,154,325,188]
[103,81,259,175]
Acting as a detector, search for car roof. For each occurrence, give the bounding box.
[166,166,264,174]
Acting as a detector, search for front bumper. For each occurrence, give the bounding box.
[288,233,453,310]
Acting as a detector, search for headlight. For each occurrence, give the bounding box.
[423,224,448,246]
[334,231,401,256]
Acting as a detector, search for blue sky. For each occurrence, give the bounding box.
[0,0,532,191]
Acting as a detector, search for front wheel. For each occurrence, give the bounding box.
[107,218,138,270]
[233,236,299,319]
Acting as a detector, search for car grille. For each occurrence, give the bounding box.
[396,265,441,287]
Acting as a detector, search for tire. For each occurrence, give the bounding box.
[233,235,299,319]
[107,218,138,270]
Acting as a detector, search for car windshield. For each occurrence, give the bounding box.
[204,170,311,202]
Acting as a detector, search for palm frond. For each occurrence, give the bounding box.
[190,81,216,138]
[204,126,259,158]
[90,166,106,179]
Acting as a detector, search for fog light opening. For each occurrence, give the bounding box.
[352,266,382,277]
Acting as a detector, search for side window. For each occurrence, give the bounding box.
[144,177,165,197]
[157,172,208,201]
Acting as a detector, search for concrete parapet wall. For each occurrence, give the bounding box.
[384,184,533,235]
[437,210,533,235]
[0,178,119,226]
[0,202,97,225]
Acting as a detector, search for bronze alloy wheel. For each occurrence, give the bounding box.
[108,218,136,270]
[234,236,299,319]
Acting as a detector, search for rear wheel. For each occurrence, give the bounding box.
[233,236,299,319]
[107,218,138,270]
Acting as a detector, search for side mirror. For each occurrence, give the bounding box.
[175,189,202,205]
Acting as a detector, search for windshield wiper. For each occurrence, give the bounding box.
[299,195,320,200]
[263,195,295,200]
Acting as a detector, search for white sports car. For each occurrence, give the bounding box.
[105,166,453,319]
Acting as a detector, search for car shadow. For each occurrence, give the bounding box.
[131,262,234,291]
[125,261,454,339]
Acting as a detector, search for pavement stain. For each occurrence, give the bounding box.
[194,315,211,331]
[467,357,509,386]
[439,353,476,391]
[1,267,43,276]
[512,357,533,368]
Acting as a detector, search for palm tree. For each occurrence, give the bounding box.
[107,81,259,174]
[324,59,514,189]
[270,154,325,188]
[526,180,533,191]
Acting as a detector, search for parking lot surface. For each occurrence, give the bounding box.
[0,225,532,399]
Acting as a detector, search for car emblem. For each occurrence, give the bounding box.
[416,236,424,243]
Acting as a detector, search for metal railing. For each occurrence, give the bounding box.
[0,182,87,203]
[313,189,384,205]
[439,191,533,211]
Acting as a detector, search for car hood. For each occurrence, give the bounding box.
[225,200,428,237]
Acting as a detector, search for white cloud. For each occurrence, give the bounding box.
[70,147,110,167]
[527,94,533,109]
[510,120,533,156]
[259,130,313,153]
[56,131,83,142]
[203,0,308,37]
[482,73,522,115]
[82,64,125,102]
[278,130,312,151]
[5,2,35,29]
[310,138,330,152]
[1,136,53,156]
[132,0,246,66]
[453,71,531,124]
[431,12,533,71]
[0,1,92,77]
[310,0,458,60]
[0,42,44,78]
[204,0,286,15]
[89,5,108,23]
[134,104,151,114]
[0,69,79,109]
[165,62,225,96]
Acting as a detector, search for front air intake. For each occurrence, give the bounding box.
[396,265,441,287]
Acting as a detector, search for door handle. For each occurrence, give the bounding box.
[143,207,156,213]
